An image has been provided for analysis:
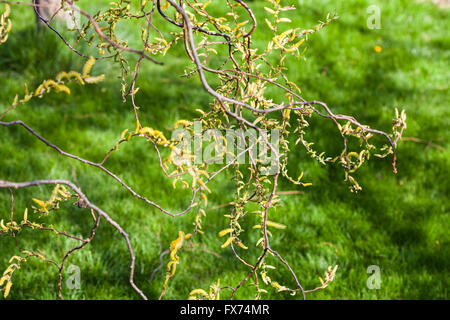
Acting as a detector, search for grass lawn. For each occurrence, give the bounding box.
[0,0,448,299]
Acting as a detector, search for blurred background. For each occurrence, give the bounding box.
[0,0,448,299]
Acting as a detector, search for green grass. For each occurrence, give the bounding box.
[0,0,448,300]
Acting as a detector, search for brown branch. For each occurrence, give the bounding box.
[0,179,148,300]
